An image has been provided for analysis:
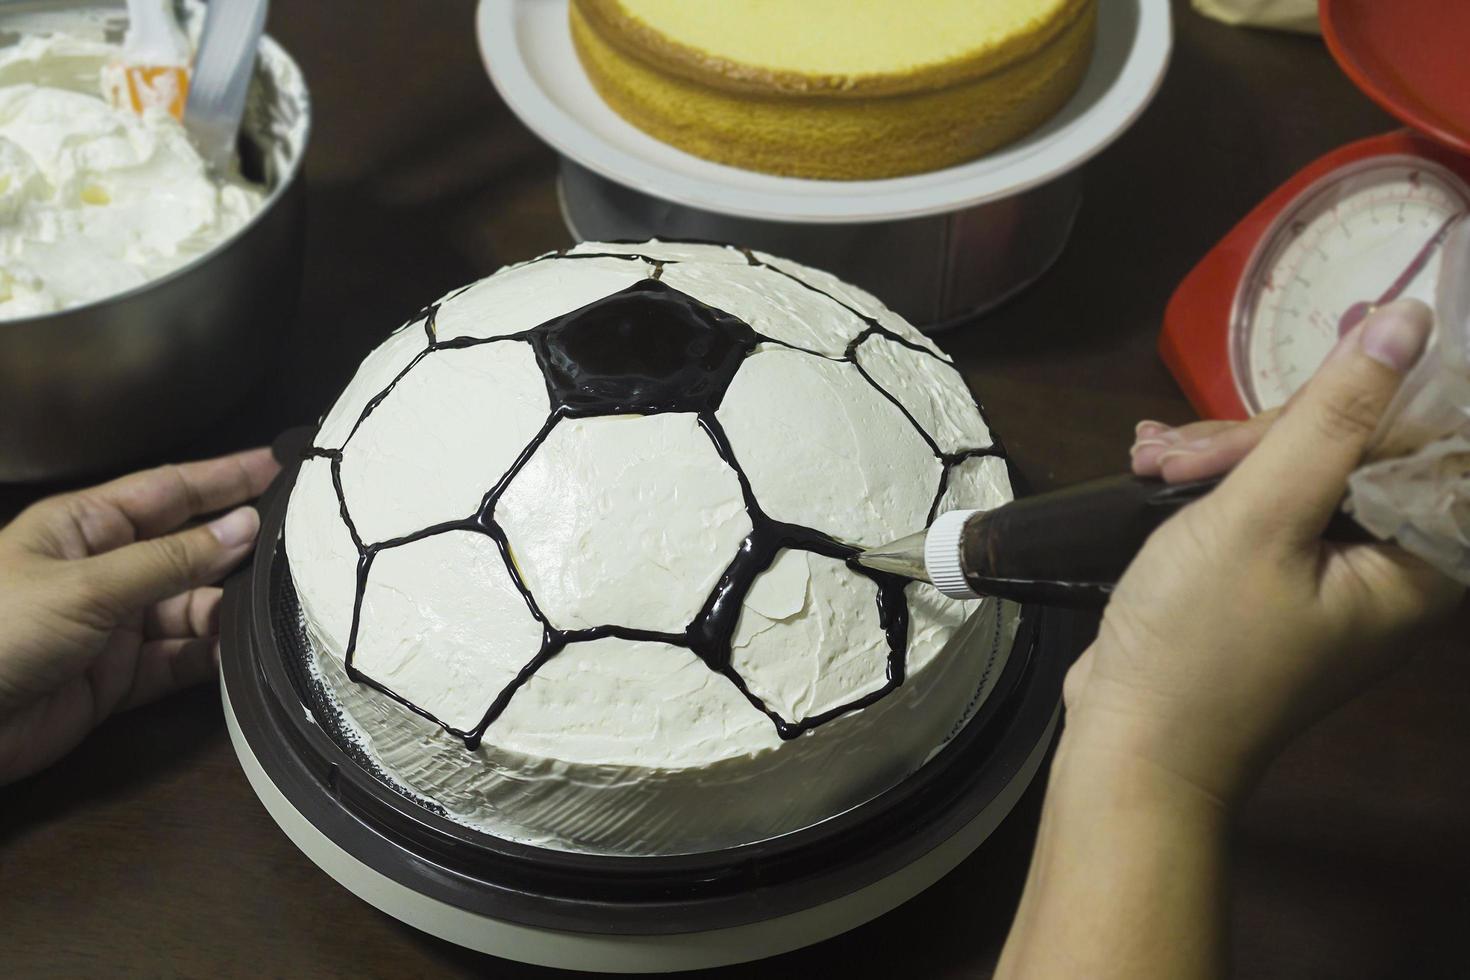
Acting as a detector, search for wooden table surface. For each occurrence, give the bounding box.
[5,2,1469,976]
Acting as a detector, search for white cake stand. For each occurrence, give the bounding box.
[479,0,1172,222]
[476,0,1170,326]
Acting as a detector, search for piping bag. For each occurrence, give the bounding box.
[861,218,1470,606]
[1344,218,1470,581]
[856,474,1369,607]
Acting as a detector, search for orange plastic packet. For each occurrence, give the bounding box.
[115,64,190,119]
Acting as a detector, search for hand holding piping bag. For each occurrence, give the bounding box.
[997,299,1464,979]
[1082,298,1463,803]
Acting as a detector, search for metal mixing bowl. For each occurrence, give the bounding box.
[0,2,310,482]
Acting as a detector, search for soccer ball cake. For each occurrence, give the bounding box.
[284,241,1018,855]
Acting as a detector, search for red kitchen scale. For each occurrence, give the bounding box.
[1161,0,1470,419]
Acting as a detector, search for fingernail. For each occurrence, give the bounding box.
[1155,439,1214,468]
[1162,436,1214,455]
[1130,440,1169,471]
[1130,427,1188,471]
[1360,299,1433,372]
[1322,323,1359,367]
[1134,420,1171,440]
[1155,449,1189,469]
[1128,427,1183,454]
[208,506,258,549]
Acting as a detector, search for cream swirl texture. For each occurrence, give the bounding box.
[0,35,263,320]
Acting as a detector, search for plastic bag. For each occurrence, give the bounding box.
[1192,0,1320,34]
[1345,218,1470,584]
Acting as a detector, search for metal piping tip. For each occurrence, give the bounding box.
[854,530,931,584]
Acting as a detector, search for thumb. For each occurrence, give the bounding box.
[75,506,260,618]
[1217,299,1433,545]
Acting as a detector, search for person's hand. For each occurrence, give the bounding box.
[1130,407,1281,483]
[1065,299,1465,805]
[0,448,279,784]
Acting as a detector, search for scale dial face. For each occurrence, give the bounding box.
[1232,156,1470,413]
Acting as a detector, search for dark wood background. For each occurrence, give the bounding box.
[4,1,1468,976]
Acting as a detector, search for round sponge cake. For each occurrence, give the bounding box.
[570,0,1097,180]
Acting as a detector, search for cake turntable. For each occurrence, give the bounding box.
[220,436,1084,973]
[477,0,1171,329]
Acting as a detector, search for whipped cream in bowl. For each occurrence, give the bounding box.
[0,2,310,480]
[0,33,267,318]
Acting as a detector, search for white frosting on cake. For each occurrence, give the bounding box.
[313,322,426,451]
[855,335,990,454]
[355,531,544,733]
[718,348,942,547]
[731,551,890,721]
[310,593,1016,852]
[497,413,752,633]
[286,457,358,650]
[940,453,1014,514]
[754,249,947,360]
[341,341,550,544]
[285,241,1018,855]
[433,253,650,344]
[659,261,859,357]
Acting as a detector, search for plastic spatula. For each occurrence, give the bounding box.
[108,0,191,119]
[184,0,269,175]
